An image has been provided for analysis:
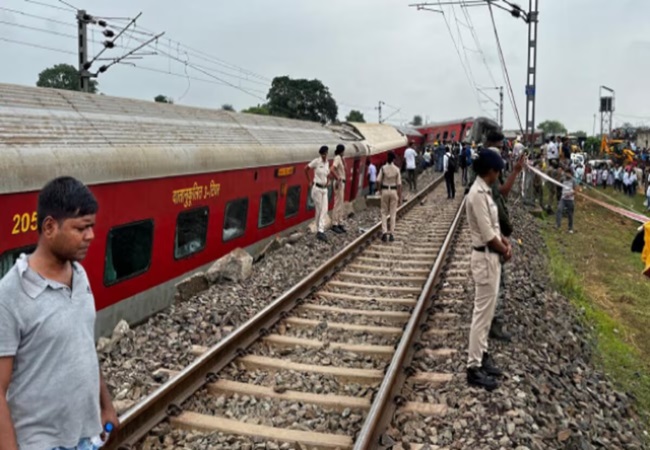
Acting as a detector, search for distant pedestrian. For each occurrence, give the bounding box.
[547,137,559,163]
[331,144,347,234]
[461,143,472,186]
[377,152,402,242]
[0,176,119,450]
[305,145,330,242]
[465,149,511,391]
[623,169,631,196]
[443,146,457,199]
[556,167,576,233]
[367,160,377,196]
[404,143,418,192]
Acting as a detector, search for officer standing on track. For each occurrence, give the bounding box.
[377,151,402,242]
[305,145,330,242]
[331,144,347,234]
[465,149,512,391]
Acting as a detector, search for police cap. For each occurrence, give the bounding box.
[319,145,329,155]
[477,148,505,172]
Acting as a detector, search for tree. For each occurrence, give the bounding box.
[221,104,235,111]
[573,130,587,138]
[36,63,98,93]
[537,120,567,136]
[345,110,365,123]
[266,76,338,123]
[411,115,423,127]
[154,94,173,104]
[241,104,270,116]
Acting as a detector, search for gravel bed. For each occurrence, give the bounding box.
[221,365,377,398]
[181,390,365,435]
[311,295,413,312]
[291,309,408,327]
[389,196,649,449]
[250,344,387,370]
[284,323,400,346]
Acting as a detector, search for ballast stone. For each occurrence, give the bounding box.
[206,248,253,284]
[175,272,209,302]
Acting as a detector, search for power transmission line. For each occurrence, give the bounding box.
[22,0,71,12]
[0,35,74,55]
[487,2,524,135]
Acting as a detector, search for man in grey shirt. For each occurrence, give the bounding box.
[0,177,118,450]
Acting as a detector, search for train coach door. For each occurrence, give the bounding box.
[350,158,361,200]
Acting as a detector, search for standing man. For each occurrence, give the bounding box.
[461,142,472,186]
[443,145,457,199]
[512,137,525,160]
[404,143,418,192]
[547,137,559,164]
[0,176,118,450]
[465,150,512,391]
[305,145,330,242]
[367,160,377,196]
[331,144,347,234]
[377,152,402,242]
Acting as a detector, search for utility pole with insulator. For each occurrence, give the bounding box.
[77,9,91,92]
[524,0,539,146]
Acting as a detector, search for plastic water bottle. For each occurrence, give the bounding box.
[89,422,114,448]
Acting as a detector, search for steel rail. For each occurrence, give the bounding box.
[354,195,467,449]
[107,174,445,450]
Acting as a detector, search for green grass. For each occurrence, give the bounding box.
[541,187,650,427]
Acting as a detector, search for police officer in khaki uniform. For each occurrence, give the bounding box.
[465,149,512,391]
[305,146,330,242]
[376,152,402,242]
[331,144,347,234]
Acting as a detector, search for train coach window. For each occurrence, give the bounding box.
[443,131,449,140]
[175,207,209,259]
[285,185,301,218]
[307,187,315,211]
[451,131,456,140]
[0,245,36,278]
[104,220,154,285]
[259,191,278,228]
[223,198,248,241]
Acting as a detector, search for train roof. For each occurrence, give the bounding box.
[0,83,360,194]
[343,122,407,155]
[394,126,423,138]
[418,117,476,129]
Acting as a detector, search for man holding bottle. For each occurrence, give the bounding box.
[0,177,118,450]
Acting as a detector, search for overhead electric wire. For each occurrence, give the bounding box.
[487,1,524,134]
[459,1,499,88]
[436,1,483,112]
[22,0,71,12]
[0,6,75,27]
[0,19,76,39]
[0,35,74,55]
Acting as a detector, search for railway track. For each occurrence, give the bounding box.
[107,175,468,450]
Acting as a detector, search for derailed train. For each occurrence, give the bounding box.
[0,83,498,336]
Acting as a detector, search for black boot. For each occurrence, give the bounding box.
[489,318,512,342]
[481,353,503,377]
[381,233,388,242]
[467,366,498,391]
[338,225,347,233]
[317,232,328,242]
[389,234,395,242]
[332,225,344,234]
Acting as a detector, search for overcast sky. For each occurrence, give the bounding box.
[1,0,649,133]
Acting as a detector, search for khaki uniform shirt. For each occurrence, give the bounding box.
[309,157,330,186]
[332,155,346,182]
[377,163,401,187]
[466,176,501,247]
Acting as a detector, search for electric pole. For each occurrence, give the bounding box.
[499,86,504,129]
[524,0,539,146]
[376,101,385,123]
[77,10,91,92]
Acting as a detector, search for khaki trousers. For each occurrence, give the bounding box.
[333,183,345,226]
[381,190,398,234]
[312,186,328,233]
[467,251,502,368]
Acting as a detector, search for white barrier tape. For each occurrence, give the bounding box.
[526,165,650,224]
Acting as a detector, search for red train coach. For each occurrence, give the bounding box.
[417,117,500,145]
[0,83,378,337]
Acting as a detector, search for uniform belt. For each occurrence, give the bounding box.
[314,183,328,189]
[381,185,398,190]
[473,246,500,254]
